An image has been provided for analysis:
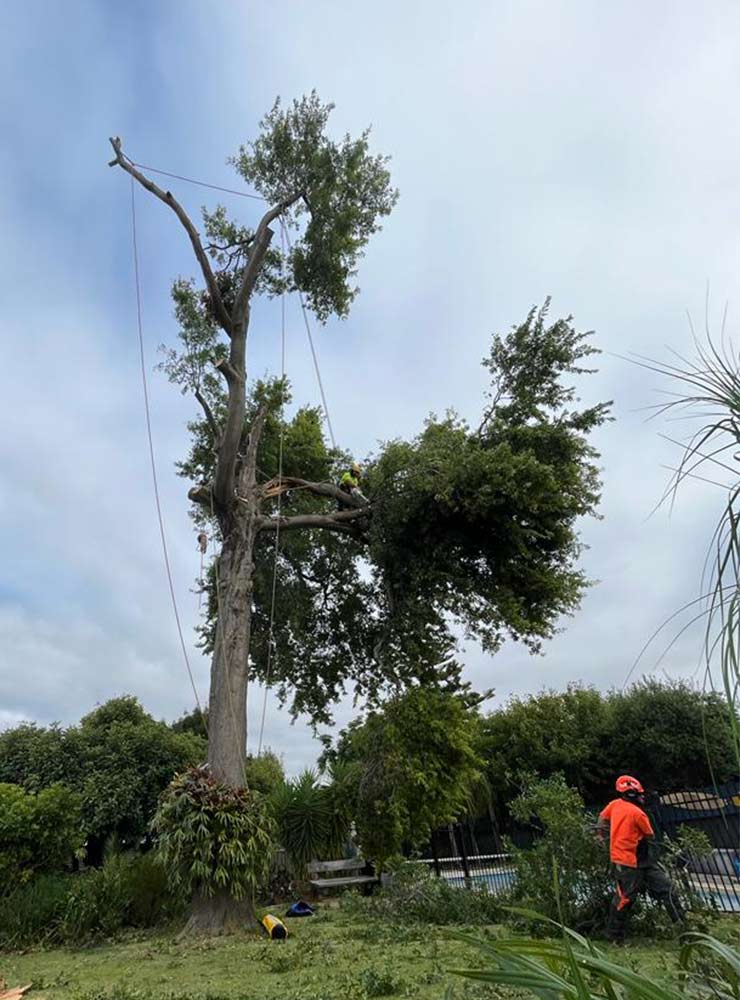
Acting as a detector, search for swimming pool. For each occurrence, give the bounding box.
[443,870,740,912]
[444,870,516,893]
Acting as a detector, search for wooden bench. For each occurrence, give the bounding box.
[307,858,378,896]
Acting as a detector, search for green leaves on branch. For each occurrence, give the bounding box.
[0,697,206,856]
[0,783,83,886]
[153,767,274,901]
[233,92,399,321]
[327,688,484,869]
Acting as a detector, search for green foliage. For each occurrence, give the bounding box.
[680,931,740,1000]
[0,855,185,948]
[271,769,349,875]
[233,91,399,321]
[152,767,275,901]
[479,680,738,809]
[170,705,209,737]
[328,689,484,868]
[0,873,71,949]
[480,685,610,806]
[0,696,206,854]
[507,775,612,931]
[0,782,83,884]
[172,303,608,726]
[245,749,285,796]
[356,964,404,997]
[343,861,501,926]
[63,853,185,942]
[603,679,738,793]
[449,923,740,1000]
[366,302,609,673]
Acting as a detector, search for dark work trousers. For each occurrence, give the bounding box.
[606,863,685,940]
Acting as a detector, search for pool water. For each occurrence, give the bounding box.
[443,870,740,912]
[444,871,515,892]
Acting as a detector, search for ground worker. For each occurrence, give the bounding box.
[597,775,684,943]
[339,461,367,502]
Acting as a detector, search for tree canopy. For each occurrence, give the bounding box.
[0,697,205,860]
[479,679,738,808]
[182,302,610,724]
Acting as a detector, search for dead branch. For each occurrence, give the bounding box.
[108,138,233,334]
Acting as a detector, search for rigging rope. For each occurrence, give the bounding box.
[282,226,338,452]
[130,177,209,739]
[256,221,288,756]
[130,159,266,201]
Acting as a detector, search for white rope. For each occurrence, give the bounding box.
[130,177,208,739]
[256,220,288,756]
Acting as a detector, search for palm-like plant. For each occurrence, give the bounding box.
[272,769,350,876]
[634,329,740,772]
[447,918,739,999]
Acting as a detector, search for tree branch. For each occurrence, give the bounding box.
[108,137,233,334]
[194,387,221,444]
[239,403,269,495]
[214,357,240,387]
[231,192,305,322]
[262,476,367,508]
[256,507,369,537]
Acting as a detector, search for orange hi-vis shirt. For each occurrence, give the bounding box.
[599,798,654,868]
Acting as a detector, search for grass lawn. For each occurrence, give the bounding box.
[1,906,734,1000]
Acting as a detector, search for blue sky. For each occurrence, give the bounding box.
[2,1,740,771]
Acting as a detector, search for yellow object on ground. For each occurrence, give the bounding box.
[261,913,288,939]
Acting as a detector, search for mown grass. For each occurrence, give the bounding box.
[3,905,731,1000]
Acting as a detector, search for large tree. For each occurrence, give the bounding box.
[0,696,204,864]
[109,93,609,931]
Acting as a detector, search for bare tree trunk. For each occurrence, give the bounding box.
[185,413,265,935]
[184,889,255,936]
[207,524,255,788]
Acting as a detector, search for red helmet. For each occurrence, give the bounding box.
[616,774,644,795]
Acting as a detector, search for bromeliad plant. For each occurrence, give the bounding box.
[152,767,274,932]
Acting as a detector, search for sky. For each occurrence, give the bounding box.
[1,1,739,773]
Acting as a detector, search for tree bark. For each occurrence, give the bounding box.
[183,888,256,936]
[207,527,255,787]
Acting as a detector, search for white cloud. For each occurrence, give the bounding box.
[2,0,739,772]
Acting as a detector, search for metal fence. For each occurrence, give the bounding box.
[652,781,740,913]
[417,780,740,913]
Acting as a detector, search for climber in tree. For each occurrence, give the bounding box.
[340,461,367,503]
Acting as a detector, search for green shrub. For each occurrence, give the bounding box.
[356,964,403,997]
[271,769,349,876]
[342,861,501,926]
[62,853,185,941]
[152,767,275,901]
[507,774,612,932]
[0,782,83,884]
[0,853,185,948]
[0,872,71,949]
